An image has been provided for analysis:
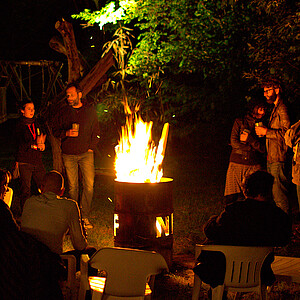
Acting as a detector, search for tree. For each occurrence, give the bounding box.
[72,0,300,130]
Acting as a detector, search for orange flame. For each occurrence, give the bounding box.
[114,103,169,183]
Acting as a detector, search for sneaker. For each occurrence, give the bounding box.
[83,218,94,229]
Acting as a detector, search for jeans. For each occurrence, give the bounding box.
[63,151,95,219]
[267,162,289,214]
[297,185,300,212]
[19,162,46,211]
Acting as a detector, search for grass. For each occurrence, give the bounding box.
[1,118,299,299]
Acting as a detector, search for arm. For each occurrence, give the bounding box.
[69,202,88,251]
[266,104,290,141]
[230,119,251,151]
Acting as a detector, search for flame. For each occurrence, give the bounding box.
[114,102,169,183]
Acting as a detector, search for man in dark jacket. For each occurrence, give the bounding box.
[53,82,100,229]
[194,171,291,289]
[255,79,291,213]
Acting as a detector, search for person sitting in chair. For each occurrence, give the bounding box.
[0,168,66,299]
[21,170,96,270]
[194,170,292,292]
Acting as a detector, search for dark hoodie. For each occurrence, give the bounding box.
[15,116,43,165]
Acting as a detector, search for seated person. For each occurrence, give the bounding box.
[194,170,292,289]
[21,170,96,269]
[0,168,66,300]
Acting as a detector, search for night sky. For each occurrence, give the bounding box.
[0,0,98,61]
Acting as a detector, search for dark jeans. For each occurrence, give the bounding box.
[19,162,46,211]
[267,162,289,214]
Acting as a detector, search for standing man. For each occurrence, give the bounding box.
[53,82,100,229]
[255,79,290,213]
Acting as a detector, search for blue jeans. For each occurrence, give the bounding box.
[63,151,95,218]
[267,162,289,214]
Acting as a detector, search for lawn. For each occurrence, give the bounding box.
[1,118,299,299]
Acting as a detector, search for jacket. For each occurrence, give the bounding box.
[266,99,290,163]
[52,103,100,155]
[229,114,265,165]
[285,120,300,185]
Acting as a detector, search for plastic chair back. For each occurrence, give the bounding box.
[89,247,168,298]
[192,244,273,300]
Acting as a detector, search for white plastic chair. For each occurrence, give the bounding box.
[192,244,273,300]
[78,247,169,300]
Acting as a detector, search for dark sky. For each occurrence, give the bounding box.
[0,0,97,61]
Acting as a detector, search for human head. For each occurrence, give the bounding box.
[242,171,274,201]
[247,97,267,119]
[20,100,35,119]
[0,168,11,200]
[65,82,83,108]
[261,79,282,104]
[41,170,65,196]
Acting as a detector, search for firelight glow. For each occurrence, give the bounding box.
[114,104,169,183]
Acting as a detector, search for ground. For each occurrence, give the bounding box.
[1,117,299,299]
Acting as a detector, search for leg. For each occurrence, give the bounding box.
[32,163,46,194]
[78,151,95,218]
[19,162,33,211]
[297,185,300,213]
[267,162,290,214]
[63,154,79,202]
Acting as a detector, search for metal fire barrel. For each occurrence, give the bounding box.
[114,177,173,267]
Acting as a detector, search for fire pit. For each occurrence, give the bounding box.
[114,178,173,267]
[113,101,173,266]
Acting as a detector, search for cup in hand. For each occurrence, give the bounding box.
[72,123,79,132]
[255,122,264,137]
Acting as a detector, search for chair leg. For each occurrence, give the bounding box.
[260,284,268,300]
[192,274,202,300]
[212,285,225,300]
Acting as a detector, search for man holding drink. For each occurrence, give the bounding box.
[53,82,100,229]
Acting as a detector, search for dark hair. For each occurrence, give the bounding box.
[261,78,282,93]
[41,171,64,195]
[66,82,82,93]
[0,168,11,199]
[247,97,267,113]
[242,171,274,199]
[18,99,34,113]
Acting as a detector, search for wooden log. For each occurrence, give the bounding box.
[55,19,82,82]
[79,50,114,97]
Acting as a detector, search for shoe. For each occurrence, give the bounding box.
[83,218,94,229]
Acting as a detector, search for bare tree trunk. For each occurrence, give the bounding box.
[55,19,82,82]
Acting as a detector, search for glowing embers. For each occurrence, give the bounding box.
[156,215,173,238]
[89,276,152,295]
[114,102,169,183]
[113,213,173,239]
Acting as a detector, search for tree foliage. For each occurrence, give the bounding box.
[73,0,300,130]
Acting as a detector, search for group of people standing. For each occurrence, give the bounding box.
[14,82,100,230]
[225,78,299,217]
